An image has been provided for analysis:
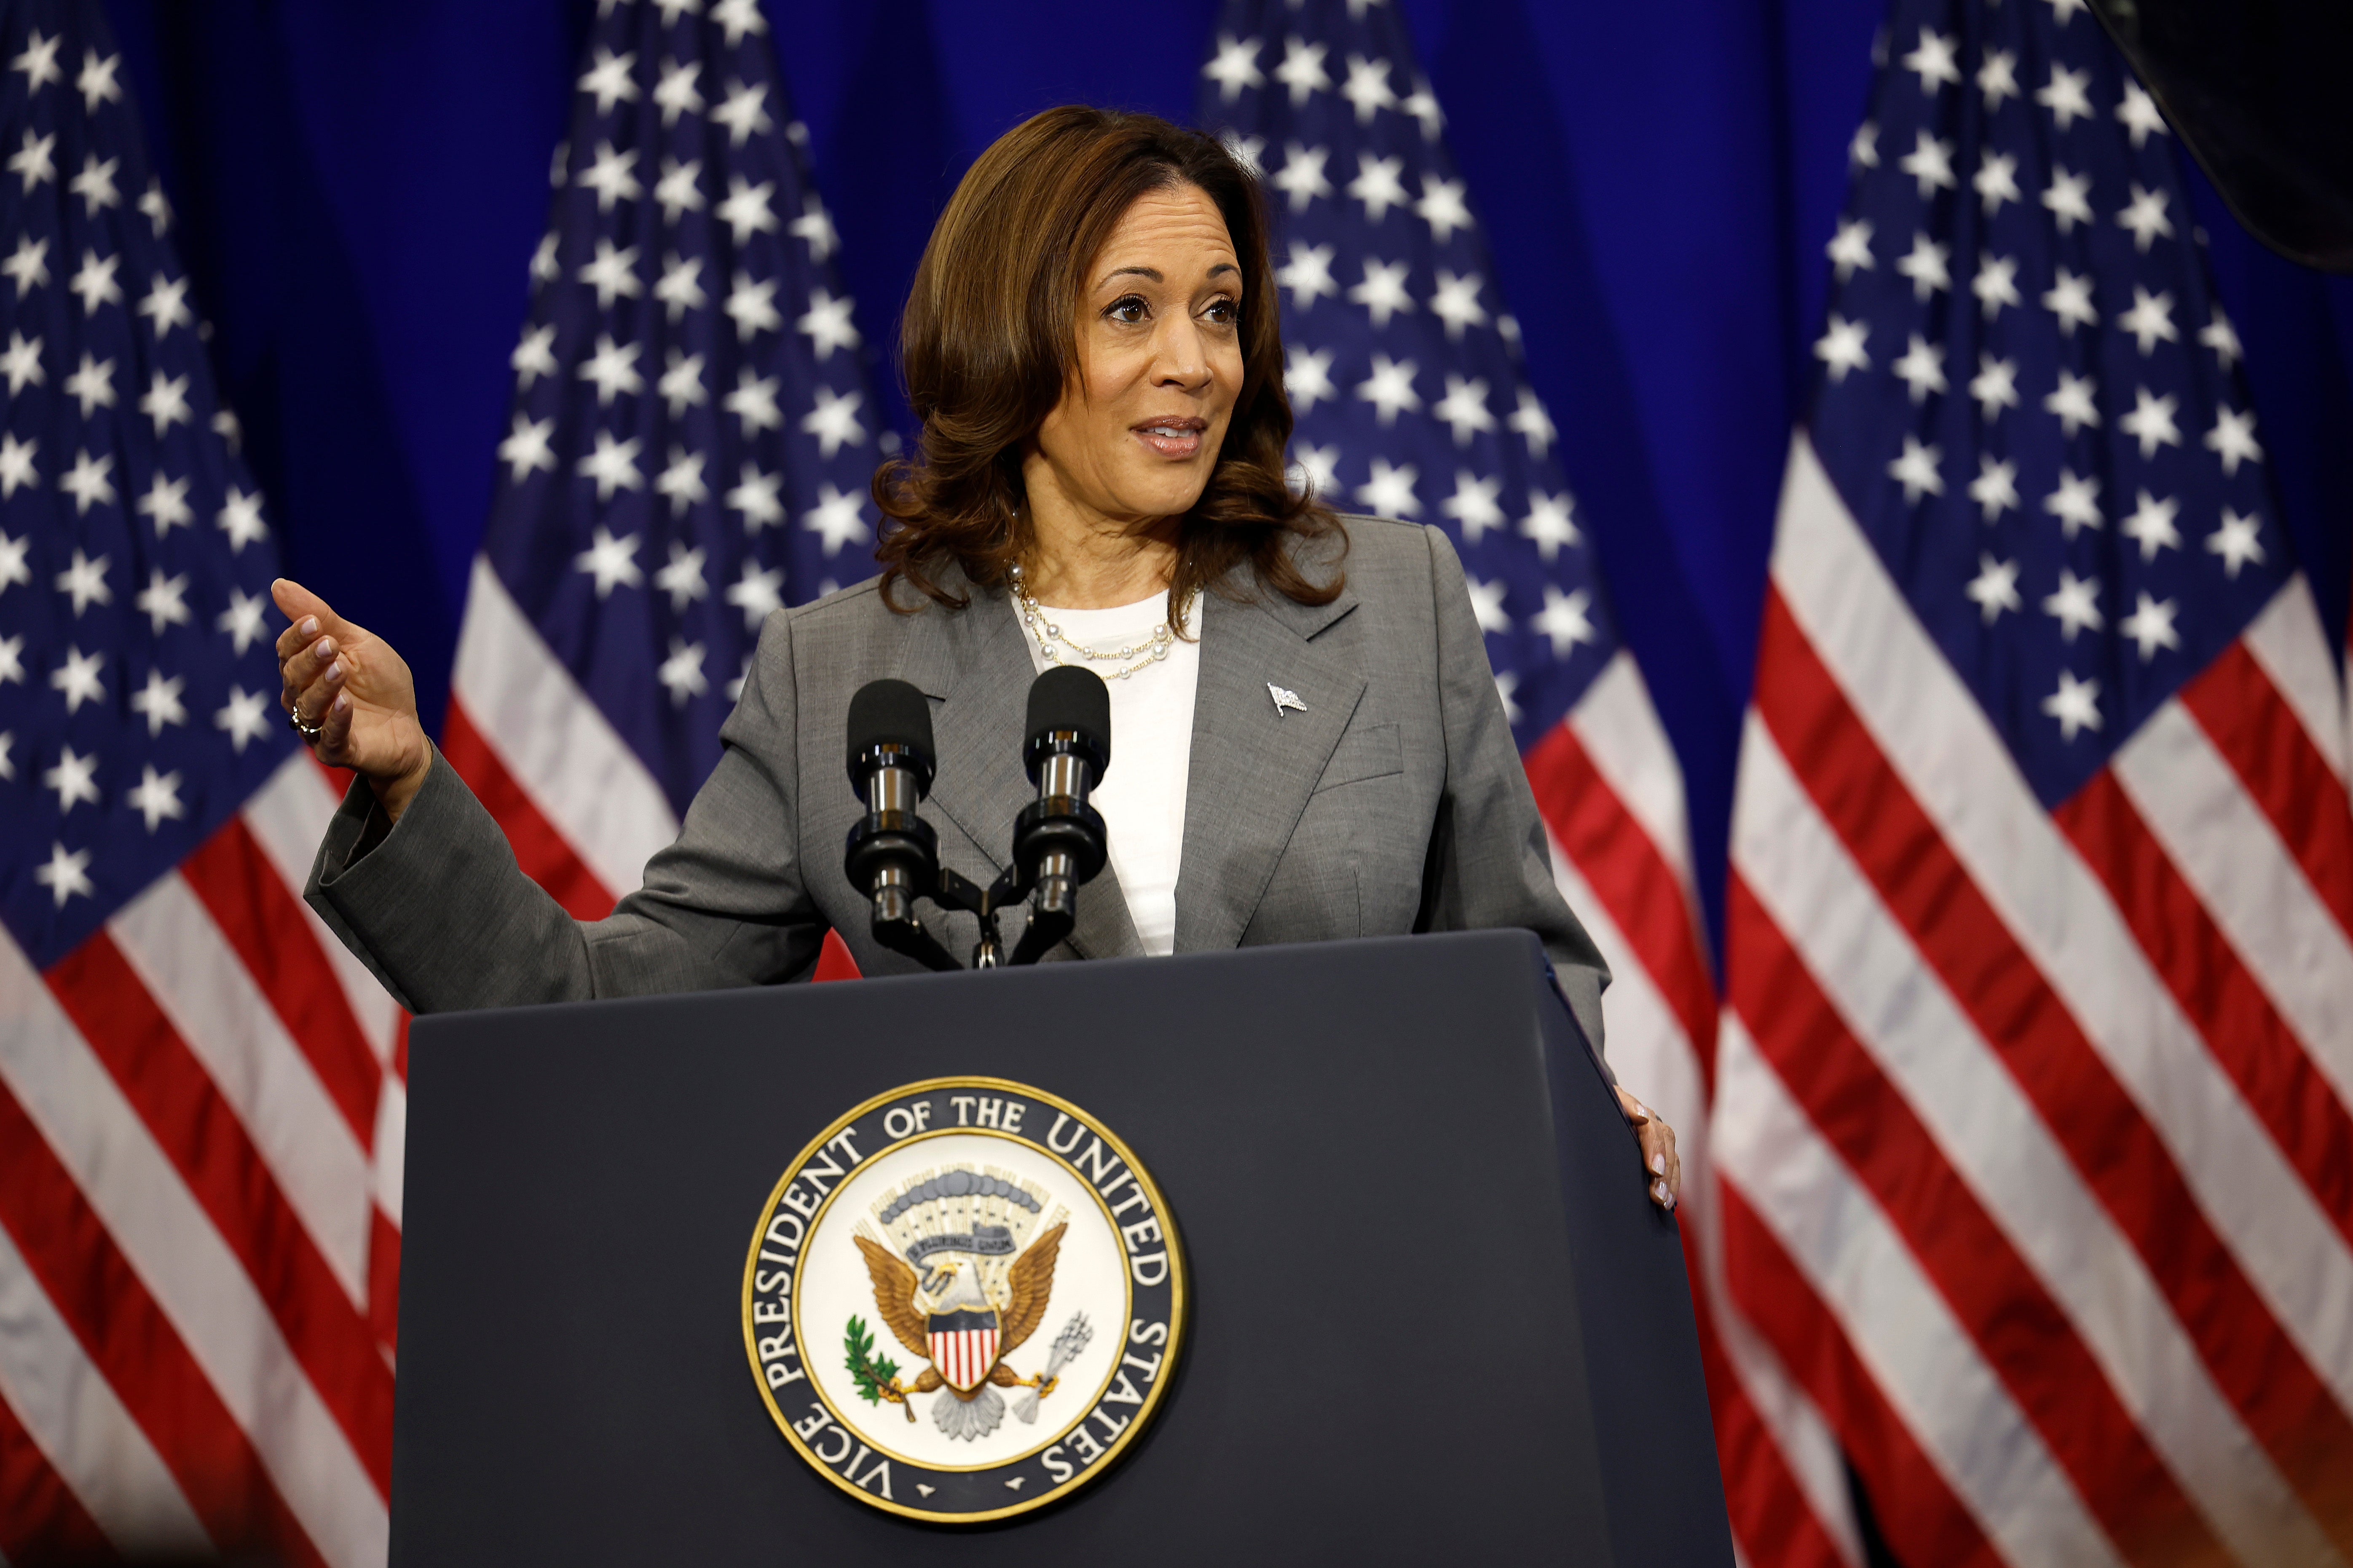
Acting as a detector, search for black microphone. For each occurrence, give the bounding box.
[841,679,955,971]
[1010,666,1111,965]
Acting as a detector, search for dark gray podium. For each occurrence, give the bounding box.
[393,929,1732,1564]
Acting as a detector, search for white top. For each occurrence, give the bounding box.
[1015,589,1201,956]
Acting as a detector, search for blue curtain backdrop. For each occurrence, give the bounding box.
[99,0,2353,950]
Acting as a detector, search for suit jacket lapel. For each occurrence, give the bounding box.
[1174,579,1364,952]
[900,578,1143,961]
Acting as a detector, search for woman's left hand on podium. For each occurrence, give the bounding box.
[1616,1088,1681,1212]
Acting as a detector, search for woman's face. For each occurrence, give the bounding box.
[1029,183,1244,527]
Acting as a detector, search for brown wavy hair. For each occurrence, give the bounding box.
[872,105,1342,622]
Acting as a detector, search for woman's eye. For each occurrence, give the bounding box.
[1203,297,1239,326]
[1105,295,1148,324]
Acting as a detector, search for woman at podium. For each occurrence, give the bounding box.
[269,106,1680,1209]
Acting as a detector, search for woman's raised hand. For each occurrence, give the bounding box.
[273,578,433,819]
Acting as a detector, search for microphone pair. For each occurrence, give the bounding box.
[842,666,1111,971]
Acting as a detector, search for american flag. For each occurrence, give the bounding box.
[0,0,402,1561]
[1195,0,1731,1528]
[443,0,877,950]
[1718,0,2353,1562]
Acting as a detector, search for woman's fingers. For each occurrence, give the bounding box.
[316,689,354,760]
[1613,1087,1680,1210]
[273,612,319,667]
[287,643,351,731]
[1618,1086,1681,1212]
[275,618,310,712]
[280,631,340,708]
[271,578,342,643]
[290,667,331,733]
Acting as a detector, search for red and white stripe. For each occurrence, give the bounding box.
[0,750,407,1566]
[0,552,872,1563]
[1527,650,1863,1565]
[442,560,863,973]
[0,545,844,1561]
[929,1327,997,1393]
[441,551,876,976]
[440,556,680,922]
[1712,433,2353,1566]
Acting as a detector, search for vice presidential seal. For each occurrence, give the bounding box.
[741,1078,1185,1523]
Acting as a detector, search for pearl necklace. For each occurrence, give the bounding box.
[1008,564,1195,681]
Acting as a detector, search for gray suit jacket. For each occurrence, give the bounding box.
[305,515,1613,1056]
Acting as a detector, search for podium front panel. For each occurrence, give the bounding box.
[394,929,1730,1564]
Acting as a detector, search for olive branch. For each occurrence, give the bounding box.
[843,1314,902,1406]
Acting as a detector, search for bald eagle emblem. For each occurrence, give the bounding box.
[848,1164,1086,1442]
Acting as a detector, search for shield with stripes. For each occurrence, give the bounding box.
[927,1308,1001,1395]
